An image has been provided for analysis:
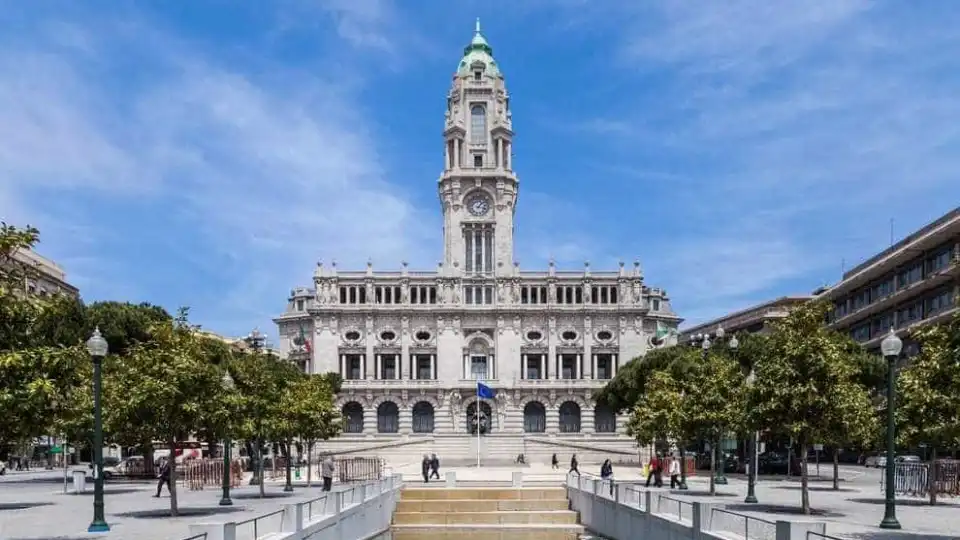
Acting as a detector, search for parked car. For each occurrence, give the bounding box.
[757,451,802,476]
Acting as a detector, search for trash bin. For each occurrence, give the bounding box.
[72,469,87,494]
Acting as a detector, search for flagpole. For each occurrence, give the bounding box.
[476,396,481,468]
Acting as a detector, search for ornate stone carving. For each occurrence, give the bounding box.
[497,315,505,335]
[632,281,641,304]
[497,280,508,303]
[511,280,521,303]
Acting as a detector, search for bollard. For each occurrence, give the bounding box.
[71,469,86,494]
[445,471,457,487]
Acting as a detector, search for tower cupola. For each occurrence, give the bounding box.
[457,18,501,77]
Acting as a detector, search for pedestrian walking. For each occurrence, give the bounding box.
[669,454,681,489]
[154,459,171,497]
[646,454,663,488]
[600,459,614,495]
[551,453,559,469]
[321,455,335,492]
[429,453,440,480]
[421,454,431,483]
[569,454,580,475]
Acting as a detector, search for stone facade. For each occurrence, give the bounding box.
[274,22,682,459]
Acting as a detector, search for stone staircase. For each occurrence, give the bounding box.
[391,486,586,539]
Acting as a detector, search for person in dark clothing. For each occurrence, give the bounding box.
[569,454,580,475]
[154,459,171,497]
[429,453,440,480]
[551,453,559,469]
[421,454,431,483]
[515,453,526,464]
[600,459,614,495]
[645,454,662,488]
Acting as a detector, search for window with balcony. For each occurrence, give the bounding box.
[344,355,363,380]
[896,301,923,328]
[380,355,398,380]
[896,262,923,290]
[470,356,488,380]
[558,354,578,380]
[415,355,433,380]
[525,355,544,380]
[927,246,954,274]
[925,287,956,317]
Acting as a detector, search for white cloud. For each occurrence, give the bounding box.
[0,10,433,337]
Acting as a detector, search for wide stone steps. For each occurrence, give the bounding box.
[392,487,585,540]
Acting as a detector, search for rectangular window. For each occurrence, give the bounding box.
[927,247,953,274]
[340,287,348,304]
[652,299,661,311]
[465,232,474,272]
[470,356,487,379]
[474,155,483,168]
[465,287,474,304]
[416,356,432,380]
[296,299,304,311]
[610,287,618,304]
[925,288,955,316]
[381,356,397,380]
[525,356,542,380]
[559,355,577,380]
[596,355,613,380]
[347,356,363,380]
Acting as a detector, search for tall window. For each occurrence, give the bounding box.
[523,402,546,433]
[412,402,435,433]
[471,356,488,379]
[343,402,364,434]
[377,402,399,433]
[470,105,486,144]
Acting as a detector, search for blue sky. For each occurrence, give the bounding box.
[3,1,959,341]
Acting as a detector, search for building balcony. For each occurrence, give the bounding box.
[341,379,441,388]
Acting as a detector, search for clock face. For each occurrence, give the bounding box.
[468,195,491,216]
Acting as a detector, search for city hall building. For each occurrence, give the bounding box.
[274,22,681,462]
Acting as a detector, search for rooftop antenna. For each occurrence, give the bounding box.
[889,218,895,246]
[475,17,481,34]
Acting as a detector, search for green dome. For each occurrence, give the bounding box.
[457,18,500,76]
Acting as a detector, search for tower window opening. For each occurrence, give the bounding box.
[474,155,483,168]
[474,70,482,81]
[470,105,486,144]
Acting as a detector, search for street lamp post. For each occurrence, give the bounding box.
[735,332,759,504]
[879,329,903,530]
[219,370,235,506]
[690,328,732,486]
[678,389,689,491]
[86,327,110,533]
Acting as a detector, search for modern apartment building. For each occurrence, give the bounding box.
[819,207,960,355]
[678,296,812,344]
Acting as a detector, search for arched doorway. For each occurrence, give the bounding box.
[594,403,617,433]
[412,401,435,433]
[465,401,493,435]
[377,401,399,433]
[523,402,546,433]
[342,402,364,434]
[559,401,582,433]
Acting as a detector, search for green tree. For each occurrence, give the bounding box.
[85,301,172,356]
[275,374,341,488]
[232,349,299,497]
[896,310,960,505]
[626,370,684,452]
[749,300,874,514]
[597,345,692,413]
[103,308,224,516]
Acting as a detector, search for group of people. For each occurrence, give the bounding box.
[645,453,682,489]
[420,453,441,482]
[152,454,340,497]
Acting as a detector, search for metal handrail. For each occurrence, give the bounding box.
[235,508,284,539]
[807,531,846,540]
[180,534,207,540]
[711,507,777,540]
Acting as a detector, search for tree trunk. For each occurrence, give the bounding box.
[832,448,840,490]
[929,447,938,506]
[799,441,810,514]
[306,441,313,488]
[258,440,266,498]
[167,435,179,517]
[143,440,155,477]
[285,439,293,491]
[709,441,716,495]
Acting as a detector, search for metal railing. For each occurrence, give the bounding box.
[336,457,383,483]
[806,531,846,540]
[653,493,695,523]
[709,507,777,540]
[880,460,960,497]
[234,508,284,540]
[180,534,207,540]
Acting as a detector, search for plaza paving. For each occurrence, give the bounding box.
[0,469,345,540]
[2,465,959,540]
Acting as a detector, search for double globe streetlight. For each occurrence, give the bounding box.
[220,369,235,506]
[689,327,738,487]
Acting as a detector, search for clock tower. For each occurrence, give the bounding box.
[438,19,518,278]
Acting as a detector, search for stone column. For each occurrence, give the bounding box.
[540,354,547,380]
[375,354,381,380]
[340,354,346,379]
[575,354,582,380]
[430,354,436,379]
[591,354,598,380]
[612,353,618,378]
[521,354,527,379]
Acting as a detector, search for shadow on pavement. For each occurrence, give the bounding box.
[844,534,958,540]
[723,503,845,518]
[667,490,739,497]
[773,485,859,493]
[231,492,296,500]
[848,497,960,508]
[0,502,54,511]
[116,506,245,519]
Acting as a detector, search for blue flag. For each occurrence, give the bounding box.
[477,381,495,400]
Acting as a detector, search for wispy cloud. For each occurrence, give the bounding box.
[548,1,960,325]
[0,7,433,336]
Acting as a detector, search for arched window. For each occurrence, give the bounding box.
[523,402,546,433]
[377,401,399,434]
[470,105,486,144]
[412,401,435,433]
[342,402,364,434]
[559,401,582,433]
[466,400,493,435]
[594,403,617,433]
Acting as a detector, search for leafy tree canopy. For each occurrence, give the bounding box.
[597,345,692,413]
